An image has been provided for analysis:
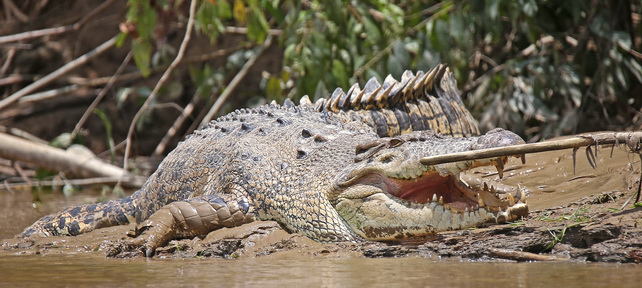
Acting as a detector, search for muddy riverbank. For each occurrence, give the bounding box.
[2,146,642,263]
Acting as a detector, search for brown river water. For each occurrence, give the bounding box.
[1,144,642,286]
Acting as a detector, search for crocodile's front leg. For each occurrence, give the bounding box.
[128,195,254,257]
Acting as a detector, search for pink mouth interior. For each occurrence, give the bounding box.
[384,173,476,211]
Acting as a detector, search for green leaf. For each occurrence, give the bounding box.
[331,59,348,88]
[247,3,269,43]
[265,76,283,101]
[132,39,152,77]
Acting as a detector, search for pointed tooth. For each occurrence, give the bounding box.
[516,185,524,202]
[495,158,504,179]
[439,196,444,205]
[520,154,526,164]
[507,193,516,206]
[490,185,496,193]
[483,182,489,191]
[432,194,438,203]
[477,193,486,207]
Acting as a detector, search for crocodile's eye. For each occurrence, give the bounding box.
[388,138,404,147]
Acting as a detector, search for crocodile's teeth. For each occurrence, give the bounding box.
[520,154,526,164]
[477,193,486,207]
[507,193,516,206]
[516,186,524,202]
[432,194,438,203]
[495,157,504,179]
[439,196,444,205]
[483,182,489,191]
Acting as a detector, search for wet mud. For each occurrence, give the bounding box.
[2,146,642,263]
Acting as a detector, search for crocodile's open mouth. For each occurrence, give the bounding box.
[383,172,523,212]
[342,156,527,214]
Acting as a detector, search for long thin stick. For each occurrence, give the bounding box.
[0,0,117,44]
[122,0,198,172]
[420,132,642,166]
[200,35,273,127]
[0,36,117,111]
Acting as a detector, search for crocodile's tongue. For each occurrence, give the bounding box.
[386,173,474,211]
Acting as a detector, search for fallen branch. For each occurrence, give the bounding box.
[420,131,642,204]
[0,132,132,181]
[420,132,642,166]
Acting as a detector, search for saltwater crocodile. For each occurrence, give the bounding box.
[22,65,528,257]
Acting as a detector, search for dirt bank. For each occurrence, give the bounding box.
[3,147,642,263]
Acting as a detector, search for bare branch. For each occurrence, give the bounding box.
[420,132,642,166]
[0,36,117,111]
[0,132,132,181]
[122,0,198,172]
[71,52,133,139]
[200,35,274,126]
[0,0,117,44]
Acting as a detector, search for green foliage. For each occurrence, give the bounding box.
[120,0,641,140]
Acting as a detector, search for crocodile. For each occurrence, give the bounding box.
[22,65,528,257]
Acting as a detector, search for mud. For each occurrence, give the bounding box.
[2,146,642,263]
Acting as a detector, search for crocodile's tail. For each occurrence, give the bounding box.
[302,64,480,138]
[21,195,136,237]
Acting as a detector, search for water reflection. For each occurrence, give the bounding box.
[1,254,641,287]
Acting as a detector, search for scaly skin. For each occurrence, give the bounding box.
[22,65,528,257]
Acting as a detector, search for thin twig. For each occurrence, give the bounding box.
[153,91,201,156]
[122,0,198,172]
[2,0,29,23]
[224,26,283,36]
[71,52,133,140]
[0,36,118,111]
[200,35,274,126]
[0,0,117,44]
[18,85,81,103]
[67,48,236,87]
[0,48,16,77]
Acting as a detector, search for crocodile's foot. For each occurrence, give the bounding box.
[121,198,253,257]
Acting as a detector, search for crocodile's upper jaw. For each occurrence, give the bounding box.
[333,130,529,241]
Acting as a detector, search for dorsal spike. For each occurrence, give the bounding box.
[314,98,326,112]
[401,72,419,101]
[434,64,448,92]
[363,77,381,94]
[343,83,360,108]
[349,89,364,110]
[413,71,430,93]
[422,65,441,92]
[374,85,389,109]
[329,90,341,112]
[337,88,351,110]
[283,98,296,109]
[400,70,415,85]
[382,74,399,89]
[299,95,312,106]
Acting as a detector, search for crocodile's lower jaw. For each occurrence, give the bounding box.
[335,172,529,241]
[336,193,528,240]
